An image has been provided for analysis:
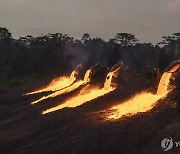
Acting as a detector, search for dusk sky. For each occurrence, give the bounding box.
[0,0,180,44]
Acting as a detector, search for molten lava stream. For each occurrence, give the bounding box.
[31,68,92,105]
[25,77,75,95]
[31,80,85,105]
[107,72,172,119]
[107,91,169,119]
[84,69,91,82]
[42,87,115,115]
[156,72,172,95]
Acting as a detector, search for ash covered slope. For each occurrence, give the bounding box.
[0,78,179,154]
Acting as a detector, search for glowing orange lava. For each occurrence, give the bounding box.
[41,62,123,114]
[42,87,115,114]
[31,80,85,105]
[25,64,82,95]
[156,72,172,95]
[107,70,172,120]
[31,69,92,105]
[42,65,119,115]
[84,69,92,82]
[25,77,75,95]
[104,72,114,90]
[69,70,77,81]
[107,91,168,119]
[104,62,122,90]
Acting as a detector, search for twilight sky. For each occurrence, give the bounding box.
[0,0,180,44]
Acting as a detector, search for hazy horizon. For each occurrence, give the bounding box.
[0,0,180,44]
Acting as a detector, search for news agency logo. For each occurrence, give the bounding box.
[161,137,173,151]
[161,137,180,151]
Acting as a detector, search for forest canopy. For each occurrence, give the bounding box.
[0,27,179,89]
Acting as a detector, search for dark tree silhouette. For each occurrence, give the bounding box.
[0,27,12,45]
[158,33,180,70]
[114,33,138,47]
[0,27,179,89]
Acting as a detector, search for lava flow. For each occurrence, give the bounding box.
[106,61,180,119]
[42,75,116,114]
[107,91,168,119]
[156,72,172,95]
[25,76,75,95]
[31,80,85,105]
[42,62,122,114]
[31,67,92,105]
[104,61,123,90]
[42,86,115,114]
[84,69,92,82]
[24,65,81,95]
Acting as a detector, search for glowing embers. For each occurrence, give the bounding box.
[31,80,85,105]
[25,77,75,95]
[107,91,168,119]
[42,86,115,115]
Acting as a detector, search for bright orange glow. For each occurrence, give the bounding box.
[107,92,168,119]
[104,64,121,90]
[25,69,78,96]
[31,80,85,105]
[156,72,172,95]
[69,70,77,81]
[31,69,92,105]
[42,65,119,114]
[42,87,115,114]
[84,69,92,82]
[104,72,114,90]
[25,77,75,95]
[107,71,172,120]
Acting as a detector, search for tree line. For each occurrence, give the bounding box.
[0,27,179,88]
